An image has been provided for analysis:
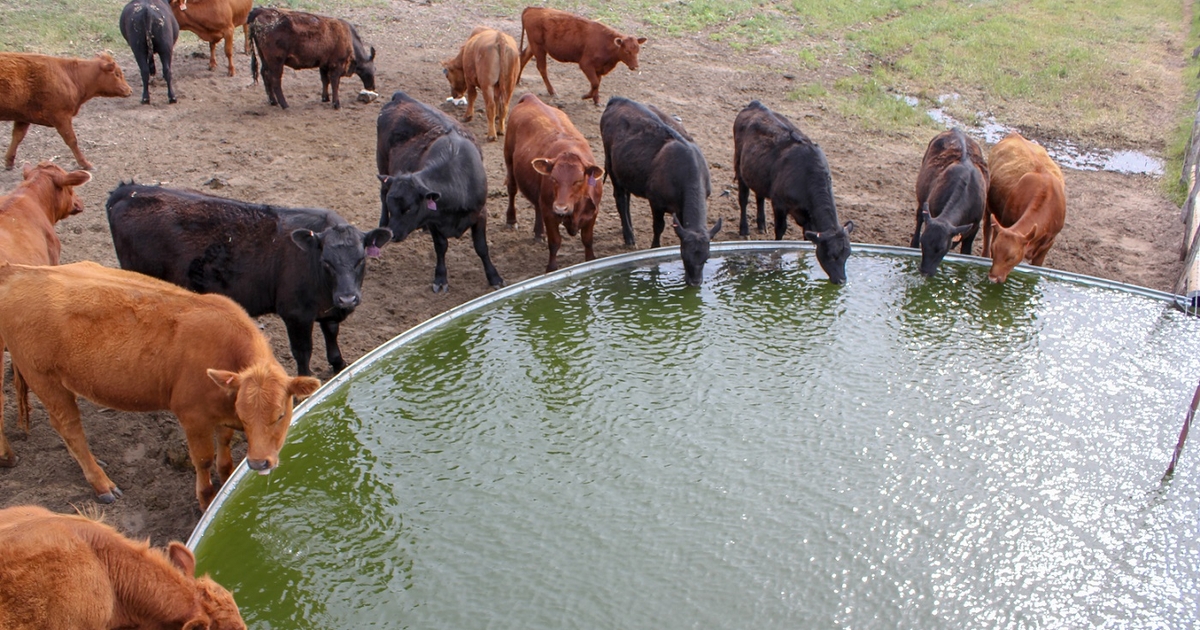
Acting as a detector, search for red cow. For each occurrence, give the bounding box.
[443,27,520,141]
[0,163,91,437]
[505,93,604,271]
[982,132,1067,283]
[0,262,321,509]
[170,0,252,76]
[0,52,132,170]
[518,7,646,105]
[0,505,246,630]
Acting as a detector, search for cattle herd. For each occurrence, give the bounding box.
[0,0,1071,626]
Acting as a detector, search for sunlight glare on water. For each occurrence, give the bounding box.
[194,251,1200,629]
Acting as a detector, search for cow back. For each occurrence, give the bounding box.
[0,53,130,125]
[250,8,354,73]
[916,128,989,217]
[987,132,1064,227]
[601,97,707,214]
[172,0,251,39]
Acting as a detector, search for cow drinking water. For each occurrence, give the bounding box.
[982,132,1066,283]
[106,182,392,376]
[601,96,720,287]
[733,100,854,284]
[911,128,989,277]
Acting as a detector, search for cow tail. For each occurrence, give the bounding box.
[142,6,156,76]
[13,366,30,433]
[249,26,259,84]
[518,13,526,58]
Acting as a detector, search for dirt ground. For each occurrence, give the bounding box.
[0,1,1187,548]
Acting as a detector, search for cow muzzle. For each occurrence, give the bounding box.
[335,294,361,309]
[247,458,275,475]
[552,204,571,217]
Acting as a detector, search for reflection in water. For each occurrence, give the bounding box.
[194,252,1200,629]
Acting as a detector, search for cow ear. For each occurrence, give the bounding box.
[377,174,391,186]
[614,37,623,48]
[709,217,723,239]
[1025,223,1040,242]
[290,229,321,252]
[531,158,554,176]
[919,202,931,221]
[586,165,605,183]
[364,227,392,250]
[990,214,1002,228]
[182,620,209,630]
[288,376,322,399]
[804,230,821,243]
[370,46,376,62]
[637,37,647,44]
[207,369,241,393]
[59,170,92,188]
[21,163,34,178]
[167,542,197,576]
[842,220,854,235]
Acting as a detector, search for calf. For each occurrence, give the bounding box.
[170,0,252,76]
[0,505,246,630]
[601,96,720,286]
[249,7,377,110]
[518,7,646,105]
[505,93,605,272]
[911,127,989,276]
[982,132,1066,283]
[733,100,855,284]
[377,91,503,292]
[0,52,132,170]
[0,262,321,509]
[0,162,91,440]
[120,0,180,104]
[106,182,392,376]
[442,27,519,141]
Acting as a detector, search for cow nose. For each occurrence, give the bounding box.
[553,204,570,216]
[336,294,361,309]
[247,458,274,474]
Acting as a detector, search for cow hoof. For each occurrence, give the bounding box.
[0,453,17,468]
[431,282,449,294]
[505,221,519,230]
[169,97,178,104]
[490,280,505,290]
[141,97,150,105]
[97,487,123,504]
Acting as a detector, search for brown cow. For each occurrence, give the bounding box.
[0,53,132,171]
[170,0,252,76]
[0,505,246,630]
[518,7,646,105]
[0,163,91,438]
[982,132,1067,283]
[0,262,321,509]
[249,7,377,110]
[505,93,604,272]
[443,27,520,141]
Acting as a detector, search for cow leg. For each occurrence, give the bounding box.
[282,317,315,377]
[34,382,121,502]
[0,344,12,467]
[773,203,789,240]
[319,319,346,372]
[981,209,993,257]
[159,48,177,104]
[469,215,504,289]
[181,421,218,510]
[330,70,343,110]
[430,230,451,293]
[134,52,153,104]
[269,64,288,109]
[959,228,976,255]
[223,29,236,76]
[482,87,498,140]
[463,86,477,123]
[650,206,667,249]
[756,194,768,235]
[242,23,251,55]
[581,219,596,262]
[545,218,562,272]
[5,122,30,170]
[214,425,236,484]
[533,207,545,241]
[52,119,93,171]
[505,170,519,228]
[319,67,332,102]
[208,39,219,71]
[380,182,390,228]
[736,178,751,237]
[534,50,556,97]
[614,185,635,246]
[580,65,601,105]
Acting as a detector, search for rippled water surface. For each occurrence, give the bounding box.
[194,251,1200,629]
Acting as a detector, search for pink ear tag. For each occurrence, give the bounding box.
[426,199,438,211]
[587,175,596,187]
[366,245,381,259]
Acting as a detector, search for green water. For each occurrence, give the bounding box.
[193,251,1200,629]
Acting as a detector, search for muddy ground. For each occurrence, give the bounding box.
[0,1,1187,547]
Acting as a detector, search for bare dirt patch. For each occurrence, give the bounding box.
[0,1,1186,547]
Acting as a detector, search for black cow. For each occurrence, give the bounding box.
[248,7,376,110]
[377,90,503,293]
[733,101,855,284]
[600,96,720,287]
[910,128,989,276]
[105,183,392,376]
[119,0,179,105]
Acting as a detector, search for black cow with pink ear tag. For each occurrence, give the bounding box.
[105,182,391,376]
